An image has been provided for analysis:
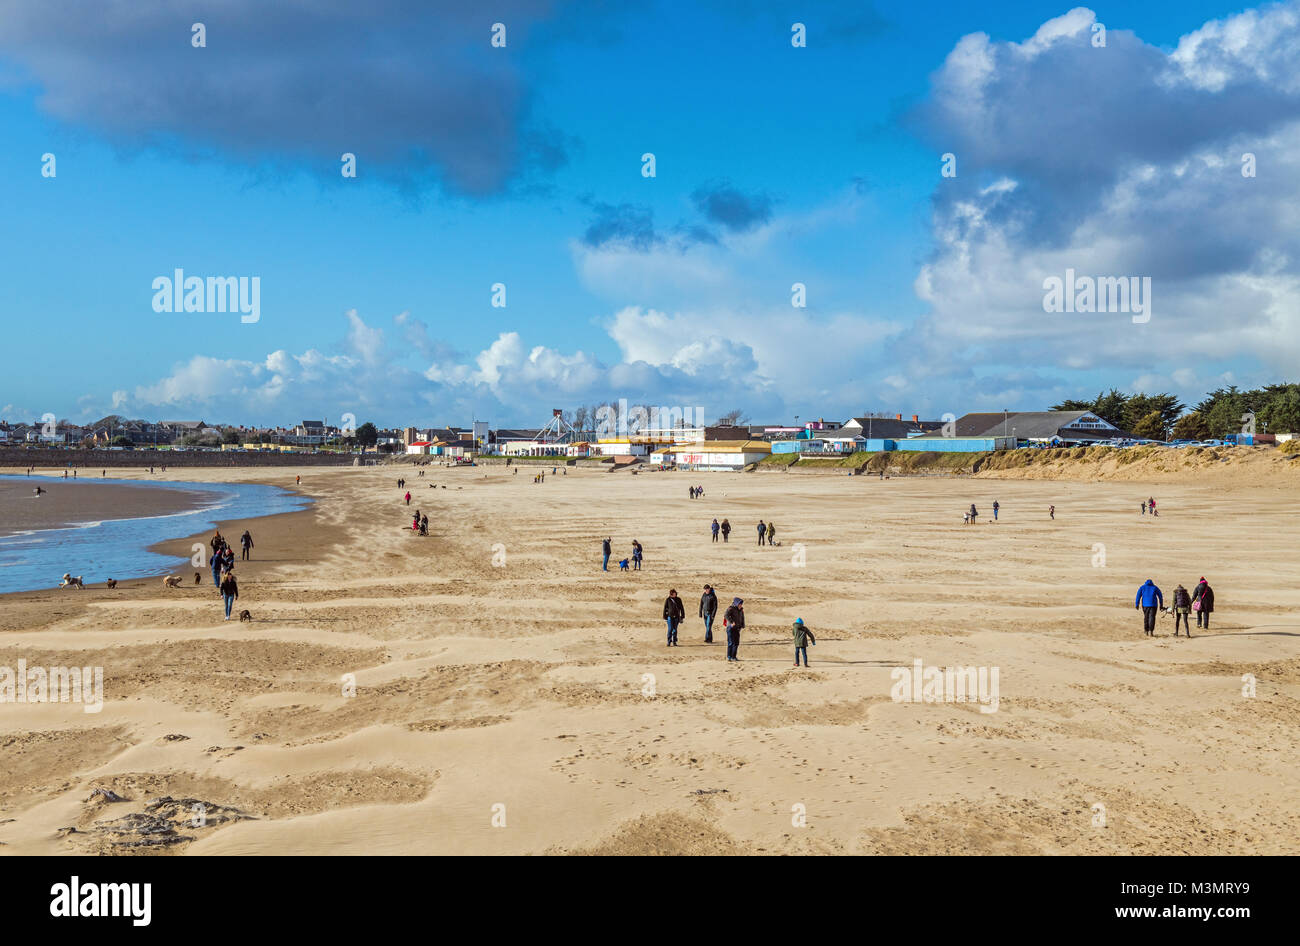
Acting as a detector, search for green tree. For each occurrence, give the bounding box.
[1257,384,1300,434]
[355,422,378,447]
[1131,410,1166,440]
[222,428,240,444]
[1122,393,1184,433]
[1171,413,1210,440]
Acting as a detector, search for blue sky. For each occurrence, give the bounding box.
[1,0,1295,428]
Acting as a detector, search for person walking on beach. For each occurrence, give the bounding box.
[209,549,223,588]
[1141,499,1147,515]
[405,491,411,506]
[700,584,718,643]
[1149,497,1159,517]
[1172,584,1193,637]
[296,475,301,485]
[711,518,720,542]
[221,544,235,575]
[1135,578,1164,636]
[723,598,745,661]
[689,486,695,499]
[757,520,766,546]
[792,618,816,667]
[631,540,643,571]
[969,503,978,524]
[663,589,685,646]
[601,537,612,572]
[1192,577,1214,629]
[1049,504,1055,520]
[419,514,428,535]
[240,530,253,561]
[992,500,999,521]
[219,568,239,621]
[720,519,731,542]
[412,510,420,531]
[766,521,776,545]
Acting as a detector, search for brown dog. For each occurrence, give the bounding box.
[194,572,202,585]
[163,575,183,588]
[238,610,252,622]
[106,579,117,589]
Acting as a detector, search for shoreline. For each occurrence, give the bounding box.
[0,475,222,538]
[0,471,327,607]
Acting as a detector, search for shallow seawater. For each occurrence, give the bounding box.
[0,476,311,593]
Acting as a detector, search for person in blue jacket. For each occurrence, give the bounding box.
[1135,579,1164,636]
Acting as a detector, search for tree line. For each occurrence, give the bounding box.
[1052,382,1300,439]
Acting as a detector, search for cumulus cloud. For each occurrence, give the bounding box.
[0,0,571,195]
[899,4,1300,410]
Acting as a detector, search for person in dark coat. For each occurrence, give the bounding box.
[219,569,239,621]
[663,589,685,646]
[723,597,745,661]
[756,520,766,546]
[711,518,720,542]
[1135,579,1164,636]
[1192,577,1215,629]
[720,519,731,542]
[1172,584,1192,637]
[601,537,611,572]
[699,584,718,643]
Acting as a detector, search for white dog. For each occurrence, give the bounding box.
[162,575,183,589]
[60,573,84,589]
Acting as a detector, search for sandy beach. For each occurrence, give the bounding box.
[1,461,1297,855]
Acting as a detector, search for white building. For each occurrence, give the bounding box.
[652,440,772,471]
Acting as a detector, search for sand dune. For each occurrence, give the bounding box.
[0,463,1297,855]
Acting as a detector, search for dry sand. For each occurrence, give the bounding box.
[0,461,1297,855]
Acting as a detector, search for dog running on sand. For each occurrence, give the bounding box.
[238,610,252,622]
[163,575,183,588]
[106,579,117,589]
[60,573,84,589]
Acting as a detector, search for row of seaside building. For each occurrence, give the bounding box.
[404,409,1136,472]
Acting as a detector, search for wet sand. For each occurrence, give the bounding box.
[0,463,1297,855]
[0,476,218,538]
